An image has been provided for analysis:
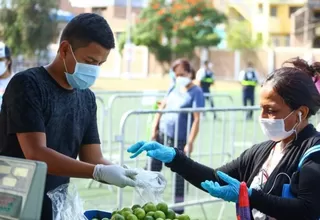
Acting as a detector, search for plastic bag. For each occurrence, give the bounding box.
[47,183,88,220]
[133,168,167,205]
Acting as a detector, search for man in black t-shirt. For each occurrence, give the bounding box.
[0,13,138,220]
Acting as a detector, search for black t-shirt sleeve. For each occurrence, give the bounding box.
[5,73,45,134]
[81,91,100,145]
[250,154,320,220]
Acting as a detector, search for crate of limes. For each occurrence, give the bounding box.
[111,202,191,220]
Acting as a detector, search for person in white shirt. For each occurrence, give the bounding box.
[238,62,259,120]
[196,60,217,119]
[0,42,12,108]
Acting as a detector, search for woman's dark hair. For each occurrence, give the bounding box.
[264,57,320,117]
[171,58,192,74]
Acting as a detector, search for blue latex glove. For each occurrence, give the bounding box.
[127,141,176,163]
[201,171,252,203]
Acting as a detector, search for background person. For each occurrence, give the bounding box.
[0,13,137,220]
[196,60,217,119]
[0,42,12,108]
[238,62,260,120]
[150,58,204,214]
[129,58,320,219]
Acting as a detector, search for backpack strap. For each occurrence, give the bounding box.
[298,145,320,171]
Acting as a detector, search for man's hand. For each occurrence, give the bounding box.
[93,164,138,188]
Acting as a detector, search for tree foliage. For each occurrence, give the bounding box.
[0,0,58,56]
[226,20,262,50]
[118,0,226,68]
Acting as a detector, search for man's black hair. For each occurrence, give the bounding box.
[60,13,115,50]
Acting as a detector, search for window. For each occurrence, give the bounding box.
[270,6,277,17]
[285,35,290,46]
[92,7,107,16]
[289,7,300,17]
[271,36,279,47]
[258,4,263,14]
[314,11,320,19]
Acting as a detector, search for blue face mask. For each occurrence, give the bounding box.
[64,46,100,90]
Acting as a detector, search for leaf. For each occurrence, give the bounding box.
[0,0,58,57]
[126,0,227,71]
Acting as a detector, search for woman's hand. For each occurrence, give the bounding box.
[127,141,176,163]
[201,171,252,203]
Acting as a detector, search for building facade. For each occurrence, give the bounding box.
[222,0,307,47]
[290,0,320,48]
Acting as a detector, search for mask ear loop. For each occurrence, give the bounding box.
[266,172,291,194]
[69,45,78,62]
[63,45,77,74]
[292,111,302,141]
[63,59,68,73]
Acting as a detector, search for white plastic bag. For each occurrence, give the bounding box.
[133,168,167,205]
[47,183,88,220]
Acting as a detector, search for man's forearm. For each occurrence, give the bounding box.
[33,147,95,178]
[95,158,113,165]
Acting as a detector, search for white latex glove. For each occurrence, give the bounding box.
[93,164,138,188]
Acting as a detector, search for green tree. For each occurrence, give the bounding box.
[0,0,58,57]
[226,20,262,50]
[118,0,226,72]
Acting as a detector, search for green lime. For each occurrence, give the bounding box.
[144,203,157,213]
[166,209,176,219]
[121,207,133,214]
[122,211,132,218]
[134,208,146,219]
[156,203,168,214]
[126,214,138,220]
[177,214,190,220]
[111,213,125,220]
[154,211,166,219]
[146,211,155,217]
[144,216,154,220]
[132,204,142,211]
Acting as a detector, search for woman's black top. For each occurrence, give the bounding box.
[166,124,320,219]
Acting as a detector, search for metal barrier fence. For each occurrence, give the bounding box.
[93,91,234,155]
[83,105,320,219]
[115,106,263,220]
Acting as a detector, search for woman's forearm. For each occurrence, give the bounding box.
[250,190,317,220]
[165,149,219,190]
[188,118,200,144]
[151,113,161,132]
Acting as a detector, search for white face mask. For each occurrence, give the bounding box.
[176,76,191,88]
[0,61,7,76]
[259,111,301,142]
